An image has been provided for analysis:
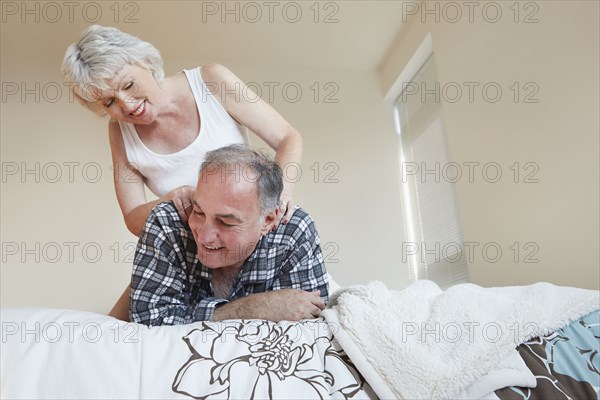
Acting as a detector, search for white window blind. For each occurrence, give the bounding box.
[395,55,469,289]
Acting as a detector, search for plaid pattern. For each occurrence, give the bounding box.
[130,201,329,326]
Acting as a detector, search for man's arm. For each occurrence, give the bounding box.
[213,208,329,322]
[271,208,329,300]
[212,289,325,322]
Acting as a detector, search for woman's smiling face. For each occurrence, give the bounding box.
[95,64,162,124]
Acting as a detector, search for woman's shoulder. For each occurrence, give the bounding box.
[198,63,235,83]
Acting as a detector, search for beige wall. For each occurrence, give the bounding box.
[381,1,599,289]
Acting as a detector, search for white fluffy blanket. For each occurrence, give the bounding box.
[321,280,599,400]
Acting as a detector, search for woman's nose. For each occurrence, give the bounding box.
[115,92,137,114]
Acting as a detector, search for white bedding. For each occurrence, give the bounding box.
[1,308,375,399]
[322,280,600,400]
[4,279,597,399]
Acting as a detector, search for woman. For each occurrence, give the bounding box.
[62,25,302,320]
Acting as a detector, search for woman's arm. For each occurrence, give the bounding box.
[108,122,195,322]
[200,63,303,225]
[108,121,195,237]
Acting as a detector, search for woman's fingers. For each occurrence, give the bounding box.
[170,185,195,221]
[181,200,192,219]
[272,198,293,231]
[283,199,294,223]
[271,201,286,231]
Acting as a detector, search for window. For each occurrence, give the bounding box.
[394,54,469,289]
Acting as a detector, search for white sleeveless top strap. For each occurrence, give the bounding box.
[118,67,248,197]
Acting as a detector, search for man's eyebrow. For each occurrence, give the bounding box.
[216,213,243,223]
[192,200,243,223]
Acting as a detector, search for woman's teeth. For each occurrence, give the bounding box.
[131,101,145,116]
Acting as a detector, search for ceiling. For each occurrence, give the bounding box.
[1,1,408,72]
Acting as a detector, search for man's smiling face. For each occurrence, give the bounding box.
[188,166,276,270]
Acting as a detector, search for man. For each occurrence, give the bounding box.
[130,144,329,326]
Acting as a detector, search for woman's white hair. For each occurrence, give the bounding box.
[61,25,164,116]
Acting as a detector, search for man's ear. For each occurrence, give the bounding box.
[260,207,279,235]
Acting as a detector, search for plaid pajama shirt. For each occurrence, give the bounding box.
[130,201,328,326]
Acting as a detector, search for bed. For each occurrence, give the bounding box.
[1,280,598,399]
[0,309,375,399]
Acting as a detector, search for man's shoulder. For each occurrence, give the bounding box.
[286,206,314,228]
[148,201,184,226]
[270,206,319,246]
[142,201,192,240]
[138,201,198,267]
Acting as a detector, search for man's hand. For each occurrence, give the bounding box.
[212,289,325,322]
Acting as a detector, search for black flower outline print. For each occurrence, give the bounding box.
[172,320,366,399]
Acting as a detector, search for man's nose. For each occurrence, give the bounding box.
[193,220,219,243]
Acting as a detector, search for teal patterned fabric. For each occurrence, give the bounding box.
[496,309,599,400]
[548,311,600,397]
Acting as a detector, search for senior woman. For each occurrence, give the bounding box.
[62,25,302,320]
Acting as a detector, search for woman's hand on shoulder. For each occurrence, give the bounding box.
[162,185,196,222]
[274,189,294,230]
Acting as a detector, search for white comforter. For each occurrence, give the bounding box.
[1,309,374,399]
[322,280,600,400]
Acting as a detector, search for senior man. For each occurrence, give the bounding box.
[130,144,329,326]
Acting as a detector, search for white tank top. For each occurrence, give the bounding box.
[118,67,248,197]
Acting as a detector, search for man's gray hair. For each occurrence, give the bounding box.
[200,144,284,215]
[62,25,164,116]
